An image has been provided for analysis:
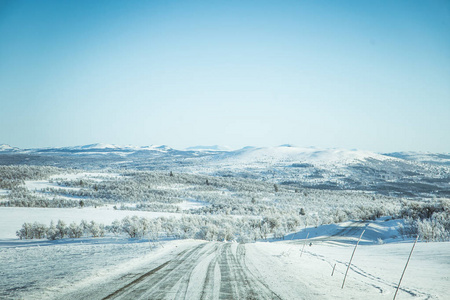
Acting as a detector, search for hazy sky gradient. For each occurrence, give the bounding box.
[1,0,449,152]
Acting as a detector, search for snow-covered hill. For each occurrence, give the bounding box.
[23,143,175,155]
[384,151,450,166]
[71,143,121,150]
[2,143,446,166]
[185,145,233,152]
[1,144,449,197]
[207,145,397,166]
[0,144,19,152]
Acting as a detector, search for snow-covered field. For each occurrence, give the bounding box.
[25,172,121,194]
[246,240,449,299]
[0,237,203,300]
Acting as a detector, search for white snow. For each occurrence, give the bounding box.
[178,199,209,210]
[24,180,81,192]
[246,240,449,299]
[283,217,403,245]
[22,172,121,194]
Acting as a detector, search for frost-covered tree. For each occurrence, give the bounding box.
[80,219,90,237]
[107,219,121,236]
[121,216,139,238]
[67,222,83,238]
[32,222,47,239]
[47,221,58,240]
[16,222,33,240]
[56,220,67,239]
[88,221,104,238]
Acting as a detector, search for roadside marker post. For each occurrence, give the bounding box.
[341,229,365,289]
[393,235,419,300]
[291,232,296,240]
[300,232,310,257]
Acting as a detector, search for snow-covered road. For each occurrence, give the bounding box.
[59,242,283,300]
[53,240,448,300]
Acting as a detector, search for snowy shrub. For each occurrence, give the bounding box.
[121,216,140,238]
[80,220,90,236]
[217,224,235,241]
[416,218,449,242]
[56,220,67,239]
[16,222,49,239]
[273,227,288,240]
[107,220,122,236]
[16,223,33,240]
[46,221,58,240]
[262,216,281,231]
[398,199,450,241]
[16,219,107,240]
[32,222,47,239]
[88,221,105,238]
[67,222,83,238]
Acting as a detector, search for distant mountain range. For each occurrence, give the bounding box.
[1,143,449,197]
[383,151,450,166]
[185,145,233,152]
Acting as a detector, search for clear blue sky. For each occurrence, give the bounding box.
[1,0,449,152]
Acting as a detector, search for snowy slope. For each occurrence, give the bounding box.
[247,239,449,300]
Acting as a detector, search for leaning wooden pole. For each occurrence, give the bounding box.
[342,229,365,289]
[300,232,310,257]
[393,235,419,300]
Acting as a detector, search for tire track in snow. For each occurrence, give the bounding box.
[102,243,209,299]
[200,247,220,300]
[218,243,282,300]
[235,243,283,300]
[102,260,171,300]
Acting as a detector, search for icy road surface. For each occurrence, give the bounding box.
[52,240,448,300]
[61,242,282,300]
